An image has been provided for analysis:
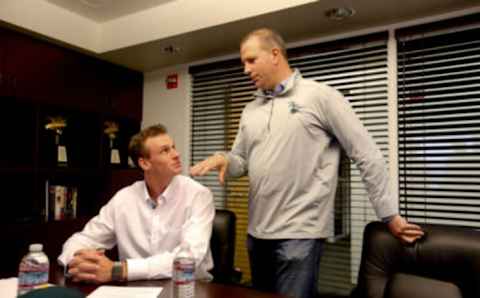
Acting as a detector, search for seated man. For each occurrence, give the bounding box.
[58,124,214,283]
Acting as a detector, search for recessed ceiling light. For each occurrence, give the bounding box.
[325,7,356,21]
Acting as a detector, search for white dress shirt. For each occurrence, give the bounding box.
[57,175,215,280]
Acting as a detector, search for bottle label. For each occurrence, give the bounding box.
[173,258,195,285]
[174,283,195,298]
[18,257,49,295]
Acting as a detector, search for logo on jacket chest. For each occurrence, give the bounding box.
[288,101,300,114]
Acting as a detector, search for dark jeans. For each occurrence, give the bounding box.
[247,235,325,298]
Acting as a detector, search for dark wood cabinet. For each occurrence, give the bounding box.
[0,26,144,277]
[1,27,143,114]
[107,67,144,121]
[0,27,15,97]
[0,100,36,168]
[5,34,63,101]
[2,218,92,279]
[0,28,4,96]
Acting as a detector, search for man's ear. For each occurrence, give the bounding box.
[138,157,150,171]
[271,48,281,65]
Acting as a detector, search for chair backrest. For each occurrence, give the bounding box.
[352,221,480,298]
[209,209,237,283]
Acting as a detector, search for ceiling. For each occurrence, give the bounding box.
[45,0,176,22]
[2,0,480,72]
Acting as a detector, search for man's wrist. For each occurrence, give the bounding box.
[64,264,72,279]
[213,151,228,161]
[111,261,127,281]
[382,214,397,223]
[122,260,128,280]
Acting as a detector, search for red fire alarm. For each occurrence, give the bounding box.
[166,73,178,89]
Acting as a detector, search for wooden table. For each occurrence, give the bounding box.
[51,265,287,298]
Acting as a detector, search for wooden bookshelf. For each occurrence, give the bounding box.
[0,25,144,277]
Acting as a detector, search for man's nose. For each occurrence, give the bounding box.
[244,64,251,75]
[171,148,180,158]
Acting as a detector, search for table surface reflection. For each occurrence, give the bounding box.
[51,265,287,298]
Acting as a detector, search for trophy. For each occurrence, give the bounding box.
[128,155,136,168]
[45,116,67,165]
[104,121,121,165]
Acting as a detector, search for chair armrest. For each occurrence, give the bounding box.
[211,267,243,285]
[231,267,242,284]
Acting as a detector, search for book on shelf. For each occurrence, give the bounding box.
[45,181,78,221]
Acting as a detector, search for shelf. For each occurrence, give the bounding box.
[0,167,35,175]
[0,25,143,278]
[0,166,138,176]
[38,167,103,176]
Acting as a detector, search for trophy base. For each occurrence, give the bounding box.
[57,145,68,165]
[110,149,121,164]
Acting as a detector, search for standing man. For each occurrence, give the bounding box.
[190,28,423,298]
[59,124,214,283]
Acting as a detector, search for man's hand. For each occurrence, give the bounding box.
[68,249,114,284]
[387,215,424,244]
[190,153,229,185]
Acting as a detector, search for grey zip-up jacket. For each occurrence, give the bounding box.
[226,70,397,239]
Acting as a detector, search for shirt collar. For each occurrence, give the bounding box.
[142,175,179,208]
[255,69,300,99]
[264,82,285,97]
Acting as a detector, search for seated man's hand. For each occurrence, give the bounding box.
[68,249,114,284]
[387,215,424,244]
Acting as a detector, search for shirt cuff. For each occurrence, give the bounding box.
[126,252,174,281]
[57,250,72,267]
[126,258,149,281]
[382,214,397,223]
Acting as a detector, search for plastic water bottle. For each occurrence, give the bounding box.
[172,243,195,298]
[18,243,50,296]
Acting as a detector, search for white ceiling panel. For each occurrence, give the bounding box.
[46,0,176,22]
[0,0,479,71]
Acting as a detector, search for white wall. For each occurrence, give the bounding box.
[143,65,191,173]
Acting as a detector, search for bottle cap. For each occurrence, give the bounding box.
[29,243,43,252]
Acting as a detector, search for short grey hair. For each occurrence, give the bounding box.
[240,28,287,59]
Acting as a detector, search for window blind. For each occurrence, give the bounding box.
[190,61,254,281]
[289,33,390,293]
[190,32,390,294]
[397,13,480,228]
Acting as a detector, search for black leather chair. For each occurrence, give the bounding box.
[209,209,242,284]
[351,221,480,298]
